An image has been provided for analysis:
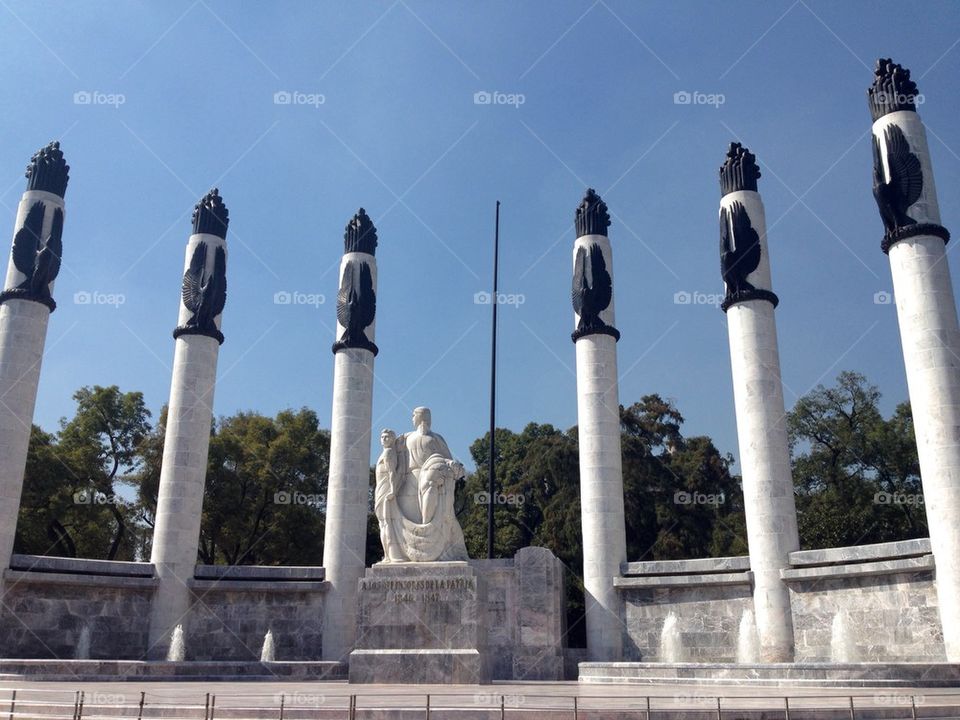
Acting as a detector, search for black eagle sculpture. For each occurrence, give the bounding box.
[334,260,378,355]
[873,124,922,239]
[720,201,762,305]
[572,243,619,342]
[176,240,227,344]
[10,201,63,307]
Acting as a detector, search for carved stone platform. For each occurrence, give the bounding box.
[348,562,491,684]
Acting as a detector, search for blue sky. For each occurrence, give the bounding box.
[5,0,959,469]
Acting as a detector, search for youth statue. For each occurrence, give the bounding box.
[374,407,469,562]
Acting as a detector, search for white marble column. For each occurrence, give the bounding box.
[321,209,379,662]
[148,189,229,657]
[572,189,626,662]
[868,60,960,660]
[0,142,68,572]
[719,144,798,662]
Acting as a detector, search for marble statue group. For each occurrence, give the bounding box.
[374,406,469,563]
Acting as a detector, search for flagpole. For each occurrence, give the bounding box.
[487,201,500,560]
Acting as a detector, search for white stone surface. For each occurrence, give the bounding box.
[148,231,226,656]
[322,256,377,661]
[0,300,50,571]
[573,231,626,661]
[374,409,469,563]
[0,189,62,572]
[887,230,960,661]
[148,334,220,655]
[723,190,799,663]
[875,110,960,661]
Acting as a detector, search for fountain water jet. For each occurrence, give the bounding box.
[659,612,683,662]
[260,629,275,662]
[831,611,859,663]
[166,624,185,662]
[75,625,91,660]
[736,609,759,663]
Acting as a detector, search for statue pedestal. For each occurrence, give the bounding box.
[348,562,491,684]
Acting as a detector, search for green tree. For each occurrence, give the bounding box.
[788,371,924,548]
[15,386,151,560]
[620,396,746,561]
[137,407,330,565]
[15,425,79,557]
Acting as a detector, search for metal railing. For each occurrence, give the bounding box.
[1,687,959,719]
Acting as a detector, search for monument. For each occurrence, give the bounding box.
[718,143,799,662]
[352,408,489,684]
[571,188,627,662]
[374,407,469,563]
[0,142,67,575]
[869,58,960,661]
[148,189,229,657]
[3,51,960,696]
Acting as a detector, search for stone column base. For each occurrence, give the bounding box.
[348,562,491,684]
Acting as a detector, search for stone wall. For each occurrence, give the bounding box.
[784,538,943,662]
[0,551,565,674]
[616,540,944,664]
[618,556,754,662]
[186,566,328,662]
[0,556,155,659]
[0,558,329,662]
[470,546,567,680]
